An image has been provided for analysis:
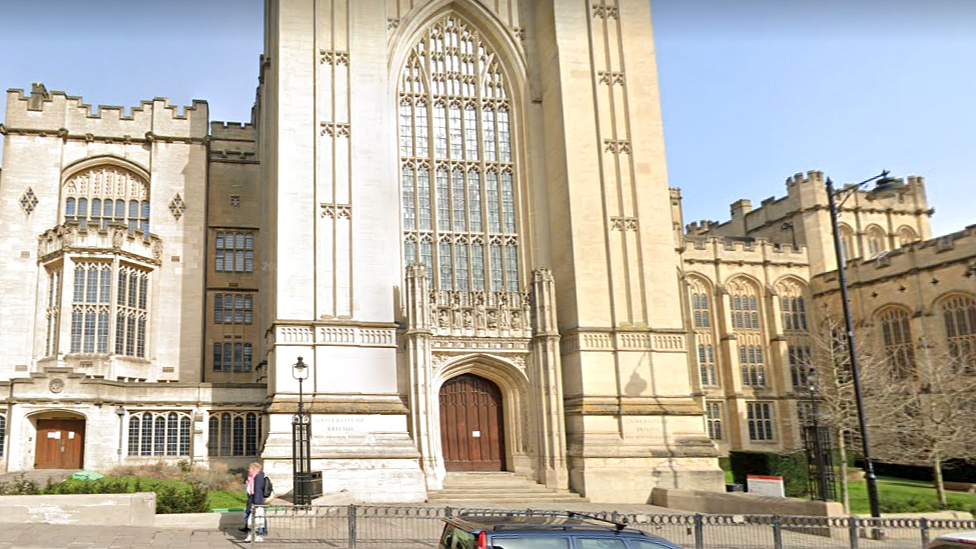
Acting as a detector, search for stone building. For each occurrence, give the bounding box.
[0,0,724,503]
[1,0,972,504]
[677,170,976,456]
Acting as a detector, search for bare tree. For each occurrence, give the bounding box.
[870,338,976,509]
[796,316,904,512]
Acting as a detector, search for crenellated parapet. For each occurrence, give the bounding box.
[681,235,809,267]
[3,83,209,143]
[813,223,976,290]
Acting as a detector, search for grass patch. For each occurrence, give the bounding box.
[209,490,248,510]
[843,476,976,515]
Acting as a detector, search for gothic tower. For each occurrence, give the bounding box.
[257,0,722,503]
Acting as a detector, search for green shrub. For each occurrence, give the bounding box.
[155,485,210,514]
[729,451,809,497]
[718,457,731,472]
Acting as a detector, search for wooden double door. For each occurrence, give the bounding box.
[35,419,85,469]
[439,374,506,471]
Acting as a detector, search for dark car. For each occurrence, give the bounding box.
[438,512,682,549]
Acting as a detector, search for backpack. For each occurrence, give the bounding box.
[262,475,274,499]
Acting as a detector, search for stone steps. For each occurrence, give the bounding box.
[426,472,587,504]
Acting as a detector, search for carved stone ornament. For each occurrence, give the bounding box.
[49,378,65,394]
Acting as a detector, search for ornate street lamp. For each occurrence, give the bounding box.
[825,170,905,522]
[292,356,312,505]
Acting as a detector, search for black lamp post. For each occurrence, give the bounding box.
[292,356,312,505]
[825,170,904,521]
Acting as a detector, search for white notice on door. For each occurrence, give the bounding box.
[68,432,75,439]
[472,431,481,438]
[47,431,61,439]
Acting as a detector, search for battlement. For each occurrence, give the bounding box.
[3,83,209,140]
[669,188,682,199]
[785,170,825,189]
[681,235,809,260]
[210,121,256,141]
[814,223,976,287]
[686,220,718,236]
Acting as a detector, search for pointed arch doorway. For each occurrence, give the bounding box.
[439,373,506,472]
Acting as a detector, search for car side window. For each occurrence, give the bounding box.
[439,525,456,549]
[628,540,674,549]
[576,538,627,549]
[453,528,477,549]
[492,536,570,549]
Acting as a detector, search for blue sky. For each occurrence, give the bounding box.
[1,0,973,236]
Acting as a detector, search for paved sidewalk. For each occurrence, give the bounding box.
[0,523,246,549]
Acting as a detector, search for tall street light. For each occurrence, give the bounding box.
[825,170,905,521]
[292,356,312,505]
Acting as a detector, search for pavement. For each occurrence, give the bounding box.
[0,523,246,549]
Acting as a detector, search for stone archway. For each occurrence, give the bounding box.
[438,373,505,471]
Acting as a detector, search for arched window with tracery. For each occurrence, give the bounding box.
[688,277,718,387]
[729,277,766,387]
[399,15,520,294]
[63,165,150,233]
[878,306,915,379]
[897,226,918,247]
[779,279,812,389]
[207,411,262,456]
[126,411,192,456]
[865,225,886,257]
[839,223,856,260]
[941,295,976,373]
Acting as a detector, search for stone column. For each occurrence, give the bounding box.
[529,268,568,489]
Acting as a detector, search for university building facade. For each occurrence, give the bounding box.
[0,0,973,503]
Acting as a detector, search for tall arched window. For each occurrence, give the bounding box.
[399,15,521,293]
[878,306,915,379]
[839,223,856,261]
[779,279,812,389]
[865,225,886,257]
[729,278,765,387]
[688,277,718,387]
[897,226,918,247]
[941,295,976,373]
[63,165,150,233]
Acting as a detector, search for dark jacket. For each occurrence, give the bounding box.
[248,471,266,506]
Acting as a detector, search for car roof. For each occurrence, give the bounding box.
[444,515,645,536]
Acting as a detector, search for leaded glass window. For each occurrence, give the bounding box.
[729,278,766,387]
[115,265,149,358]
[70,262,112,354]
[127,411,191,456]
[208,411,261,456]
[63,166,149,233]
[399,15,521,294]
[879,306,915,379]
[942,295,976,373]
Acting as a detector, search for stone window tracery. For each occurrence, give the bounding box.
[839,223,856,260]
[399,14,521,294]
[705,401,723,441]
[214,293,253,325]
[865,225,886,257]
[689,278,718,387]
[127,411,190,456]
[747,401,775,442]
[897,226,918,246]
[779,279,812,389]
[208,411,261,456]
[729,278,766,387]
[63,166,149,233]
[213,342,253,372]
[941,295,976,373]
[878,306,915,379]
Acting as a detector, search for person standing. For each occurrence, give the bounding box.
[240,462,267,541]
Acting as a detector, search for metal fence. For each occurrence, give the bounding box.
[247,505,976,549]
